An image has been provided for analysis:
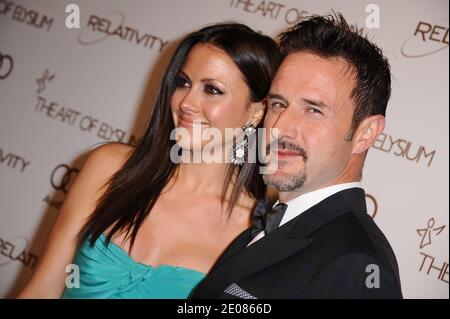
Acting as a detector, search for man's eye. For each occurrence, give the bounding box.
[205,84,223,95]
[270,102,286,110]
[308,107,323,114]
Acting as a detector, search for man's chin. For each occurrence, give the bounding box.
[264,174,295,185]
[263,166,307,190]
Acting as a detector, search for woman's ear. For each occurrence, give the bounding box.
[351,115,385,154]
[248,101,266,127]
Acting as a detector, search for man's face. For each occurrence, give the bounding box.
[263,51,357,194]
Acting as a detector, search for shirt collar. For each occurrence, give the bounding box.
[277,182,363,227]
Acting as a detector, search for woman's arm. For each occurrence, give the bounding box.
[17,143,133,298]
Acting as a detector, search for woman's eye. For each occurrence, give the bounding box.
[204,84,223,95]
[175,76,190,88]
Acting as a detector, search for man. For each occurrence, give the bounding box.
[190,14,403,299]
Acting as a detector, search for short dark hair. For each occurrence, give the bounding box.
[279,13,391,140]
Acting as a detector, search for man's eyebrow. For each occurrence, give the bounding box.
[267,93,289,105]
[302,98,329,109]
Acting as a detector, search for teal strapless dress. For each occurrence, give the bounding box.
[61,234,205,299]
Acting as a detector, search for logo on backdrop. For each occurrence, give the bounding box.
[78,11,169,53]
[50,163,79,194]
[36,69,54,93]
[365,194,378,219]
[372,132,436,167]
[0,0,53,31]
[0,148,30,173]
[43,163,80,210]
[417,218,448,284]
[0,235,38,270]
[401,20,448,58]
[33,69,137,143]
[0,51,13,80]
[417,218,446,249]
[226,0,365,34]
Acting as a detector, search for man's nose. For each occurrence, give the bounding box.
[271,107,300,141]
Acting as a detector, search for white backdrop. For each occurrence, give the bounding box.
[0,0,448,299]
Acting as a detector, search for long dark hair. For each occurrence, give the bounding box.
[78,22,280,249]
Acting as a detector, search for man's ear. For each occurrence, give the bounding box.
[248,101,266,127]
[351,115,385,154]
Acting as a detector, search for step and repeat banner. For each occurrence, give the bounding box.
[0,0,448,298]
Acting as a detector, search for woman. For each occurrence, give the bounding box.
[18,22,279,298]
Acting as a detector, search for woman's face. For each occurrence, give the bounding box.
[170,43,261,156]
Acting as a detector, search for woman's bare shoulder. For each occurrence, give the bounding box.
[87,142,135,174]
[16,143,136,298]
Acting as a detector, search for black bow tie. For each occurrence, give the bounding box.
[251,199,288,239]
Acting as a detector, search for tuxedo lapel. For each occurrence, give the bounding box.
[193,220,314,298]
[287,188,367,239]
[192,188,367,298]
[212,228,252,270]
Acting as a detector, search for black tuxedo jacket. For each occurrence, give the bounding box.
[190,188,403,299]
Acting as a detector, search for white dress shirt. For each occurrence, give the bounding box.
[248,182,363,246]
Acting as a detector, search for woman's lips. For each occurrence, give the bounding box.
[178,116,209,128]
